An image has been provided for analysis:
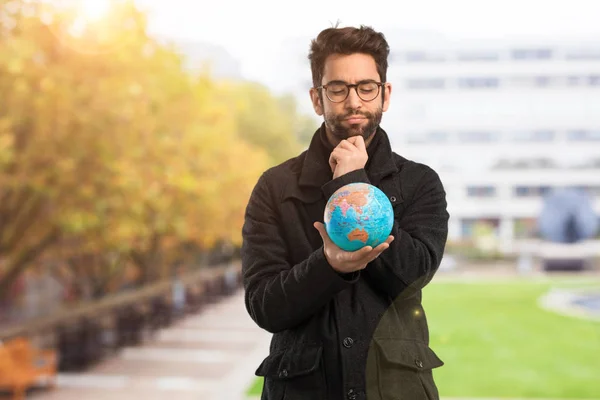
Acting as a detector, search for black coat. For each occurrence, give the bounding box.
[241,124,449,400]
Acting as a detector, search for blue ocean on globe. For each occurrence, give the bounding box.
[324,182,394,252]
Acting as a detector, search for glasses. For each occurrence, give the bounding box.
[316,81,384,103]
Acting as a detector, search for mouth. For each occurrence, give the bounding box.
[343,116,367,124]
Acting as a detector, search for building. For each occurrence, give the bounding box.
[386,34,600,250]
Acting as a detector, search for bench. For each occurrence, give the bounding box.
[0,337,57,399]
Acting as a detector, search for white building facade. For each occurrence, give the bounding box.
[384,35,600,249]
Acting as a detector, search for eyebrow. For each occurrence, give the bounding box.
[324,79,379,85]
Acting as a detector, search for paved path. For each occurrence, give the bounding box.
[28,289,272,400]
[20,274,600,400]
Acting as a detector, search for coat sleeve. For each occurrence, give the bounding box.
[364,167,449,300]
[241,171,359,334]
[321,166,449,301]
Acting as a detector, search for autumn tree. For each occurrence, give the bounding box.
[0,0,303,298]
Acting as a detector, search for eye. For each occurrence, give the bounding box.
[359,83,378,93]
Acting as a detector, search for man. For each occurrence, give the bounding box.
[241,24,449,400]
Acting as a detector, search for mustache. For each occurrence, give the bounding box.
[338,111,371,120]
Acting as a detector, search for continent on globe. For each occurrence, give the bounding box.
[324,182,394,252]
[347,228,369,243]
[329,190,369,217]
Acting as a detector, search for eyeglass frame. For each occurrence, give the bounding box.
[315,80,386,103]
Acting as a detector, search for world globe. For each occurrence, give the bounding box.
[324,182,394,252]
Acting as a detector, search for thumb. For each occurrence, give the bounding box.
[314,222,331,244]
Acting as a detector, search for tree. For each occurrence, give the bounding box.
[219,81,306,164]
[0,0,302,297]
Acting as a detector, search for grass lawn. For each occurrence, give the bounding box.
[246,277,600,398]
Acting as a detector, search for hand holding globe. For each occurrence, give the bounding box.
[314,182,395,274]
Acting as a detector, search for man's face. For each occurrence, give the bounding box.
[310,53,392,143]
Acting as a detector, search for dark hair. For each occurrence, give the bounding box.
[308,24,390,89]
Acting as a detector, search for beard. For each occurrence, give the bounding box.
[324,108,383,142]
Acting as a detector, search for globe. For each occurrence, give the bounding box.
[324,182,394,252]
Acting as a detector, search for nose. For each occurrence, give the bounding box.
[345,87,362,110]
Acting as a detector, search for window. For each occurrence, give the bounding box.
[512,130,556,142]
[565,75,600,87]
[567,76,585,86]
[510,75,565,88]
[427,131,448,142]
[456,51,500,61]
[567,130,600,141]
[405,78,446,89]
[458,77,500,88]
[406,131,448,144]
[512,48,553,60]
[404,51,446,63]
[514,186,552,197]
[565,49,600,60]
[514,218,538,239]
[511,159,556,169]
[460,218,499,239]
[466,186,497,198]
[458,131,500,143]
[534,76,552,87]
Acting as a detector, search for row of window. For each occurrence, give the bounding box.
[460,216,600,239]
[405,130,600,144]
[405,75,600,90]
[466,185,600,198]
[493,158,600,170]
[397,48,600,63]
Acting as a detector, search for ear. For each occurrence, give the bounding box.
[382,82,392,112]
[309,87,324,116]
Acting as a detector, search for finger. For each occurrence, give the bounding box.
[335,244,371,263]
[347,135,366,152]
[385,235,394,245]
[331,147,352,158]
[329,149,350,168]
[364,244,390,264]
[336,140,356,151]
[328,153,337,172]
[355,241,390,264]
[373,242,390,253]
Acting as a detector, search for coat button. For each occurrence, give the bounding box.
[347,389,357,400]
[390,196,397,202]
[342,337,354,348]
[415,359,424,368]
[279,369,288,377]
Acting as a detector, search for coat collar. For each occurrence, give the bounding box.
[283,123,399,203]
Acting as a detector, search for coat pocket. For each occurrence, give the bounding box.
[255,345,326,400]
[368,338,443,400]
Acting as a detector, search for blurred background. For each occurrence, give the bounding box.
[0,0,599,399]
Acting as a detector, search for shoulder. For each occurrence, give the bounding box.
[391,152,443,186]
[259,151,306,186]
[251,151,307,198]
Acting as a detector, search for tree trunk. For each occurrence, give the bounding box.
[0,228,60,300]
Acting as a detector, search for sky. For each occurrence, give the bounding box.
[59,0,600,87]
[129,0,600,85]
